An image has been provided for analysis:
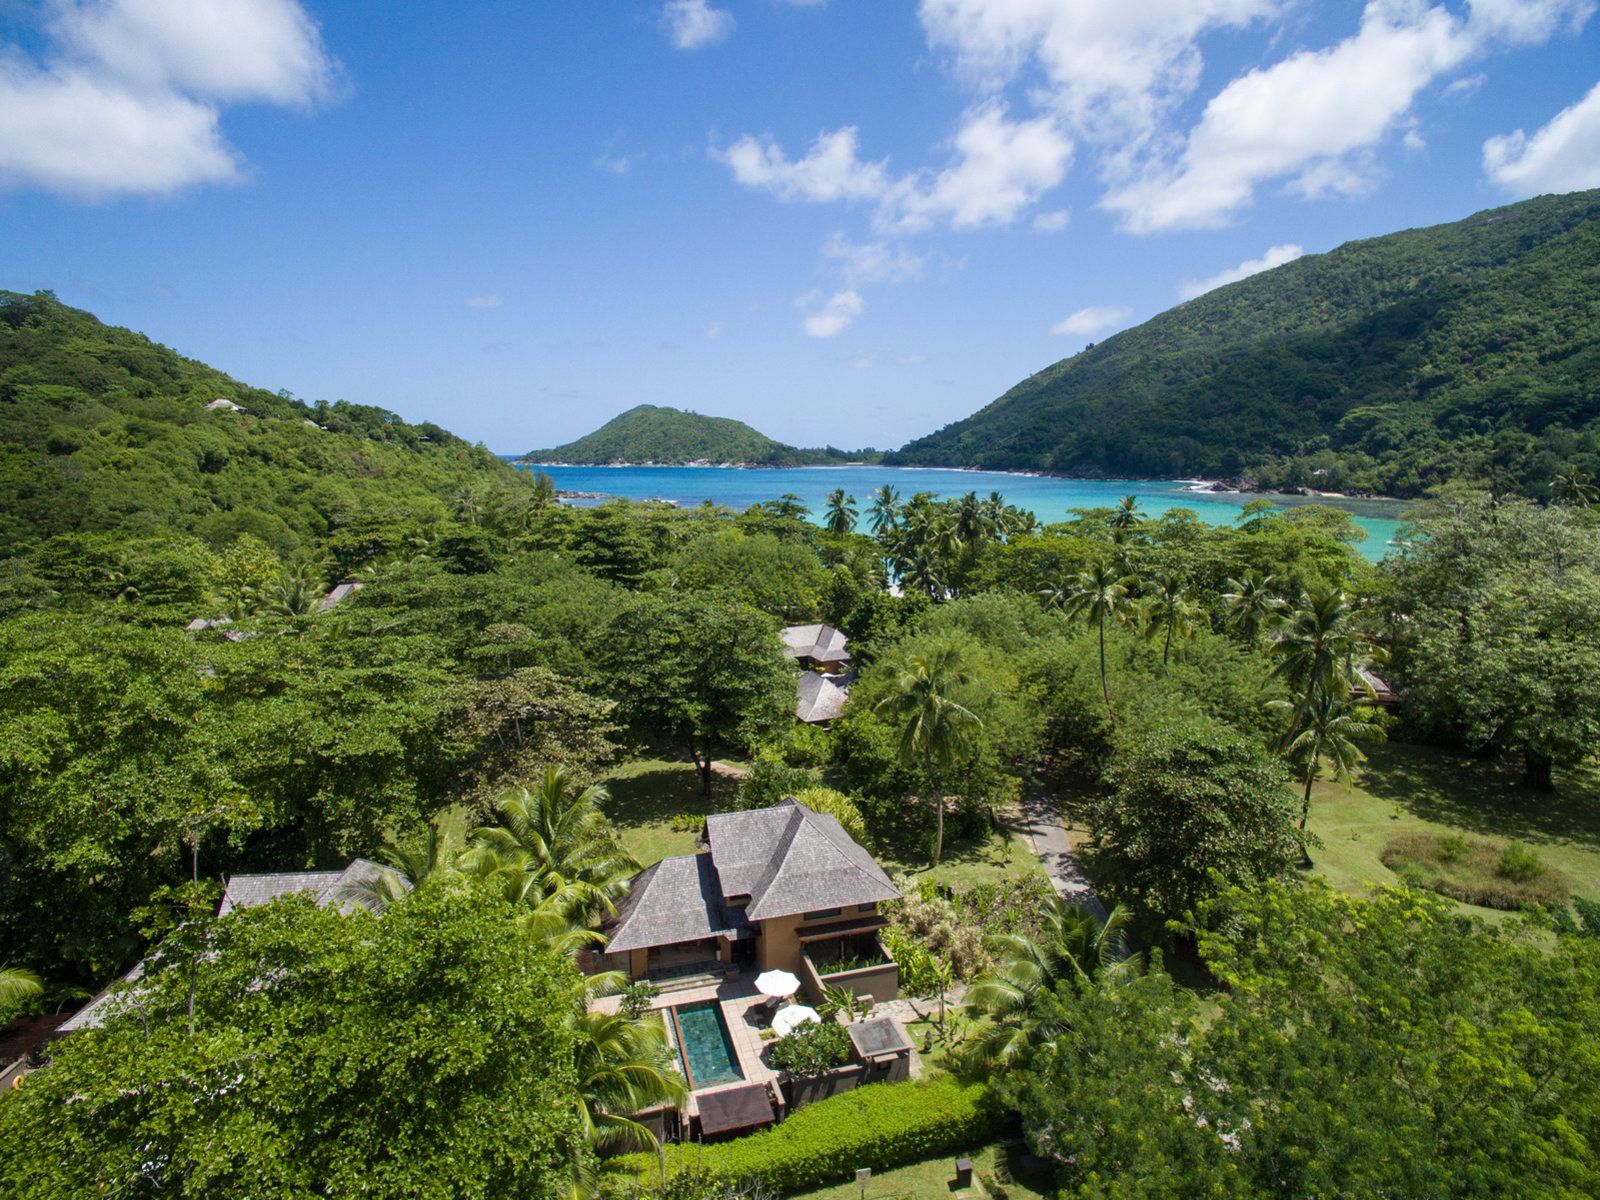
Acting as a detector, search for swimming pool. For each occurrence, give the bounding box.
[670,1001,744,1090]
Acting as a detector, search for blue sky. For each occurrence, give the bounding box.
[4,1,1599,453]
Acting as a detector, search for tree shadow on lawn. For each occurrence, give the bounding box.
[1356,741,1600,848]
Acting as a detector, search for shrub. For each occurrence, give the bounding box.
[767,1019,851,1078]
[791,787,869,844]
[1496,840,1545,883]
[619,980,661,1021]
[606,1080,1003,1193]
[736,758,817,811]
[1380,832,1569,910]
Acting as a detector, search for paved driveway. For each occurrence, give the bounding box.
[1015,789,1106,921]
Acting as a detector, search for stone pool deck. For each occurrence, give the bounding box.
[591,972,785,1122]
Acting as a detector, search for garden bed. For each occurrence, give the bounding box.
[1380,831,1570,910]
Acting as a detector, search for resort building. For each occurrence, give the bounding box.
[780,623,852,673]
[596,797,901,1005]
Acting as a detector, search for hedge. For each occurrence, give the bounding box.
[609,1079,1003,1193]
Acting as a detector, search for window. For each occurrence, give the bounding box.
[856,902,877,914]
[802,907,842,921]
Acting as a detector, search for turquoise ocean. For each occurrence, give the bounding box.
[511,463,1407,563]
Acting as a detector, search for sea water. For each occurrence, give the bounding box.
[511,463,1406,563]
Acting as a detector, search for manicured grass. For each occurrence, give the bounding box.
[1306,741,1600,913]
[789,1142,1051,1200]
[600,757,742,867]
[879,823,1042,894]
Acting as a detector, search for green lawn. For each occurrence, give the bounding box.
[1306,742,1600,912]
[789,1142,1052,1200]
[878,821,1043,894]
[600,758,732,867]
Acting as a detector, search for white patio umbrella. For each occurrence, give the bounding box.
[773,1004,821,1037]
[754,969,800,999]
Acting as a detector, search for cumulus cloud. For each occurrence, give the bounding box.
[799,289,864,337]
[465,293,503,310]
[719,103,1070,233]
[1051,305,1131,336]
[0,0,337,199]
[1483,79,1600,197]
[661,0,735,50]
[1179,243,1303,300]
[1100,0,1596,232]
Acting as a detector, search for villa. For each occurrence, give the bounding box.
[780,623,852,673]
[595,797,902,1003]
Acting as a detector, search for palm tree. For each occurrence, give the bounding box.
[1052,562,1135,708]
[963,900,1141,1068]
[1273,691,1386,840]
[868,484,902,536]
[1141,571,1202,668]
[874,646,982,865]
[1222,571,1286,644]
[461,766,639,928]
[266,559,325,621]
[823,488,858,535]
[953,492,988,546]
[1269,587,1368,709]
[0,964,43,1009]
[339,811,469,912]
[453,486,485,527]
[902,547,946,602]
[1552,466,1598,507]
[569,1005,687,1170]
[1109,495,1140,542]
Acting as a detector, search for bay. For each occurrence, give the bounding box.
[511,463,1407,562]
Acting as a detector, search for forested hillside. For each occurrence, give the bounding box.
[521,403,867,466]
[889,190,1600,498]
[0,290,519,554]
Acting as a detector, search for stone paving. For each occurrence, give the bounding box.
[1014,790,1106,920]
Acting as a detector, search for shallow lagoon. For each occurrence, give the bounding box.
[513,463,1406,562]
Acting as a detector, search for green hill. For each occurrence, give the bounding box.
[522,404,868,467]
[888,190,1600,498]
[0,290,526,555]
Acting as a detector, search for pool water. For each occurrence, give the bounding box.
[671,1001,743,1090]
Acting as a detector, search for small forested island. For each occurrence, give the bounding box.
[521,403,879,467]
[3,287,1599,1200]
[890,188,1600,499]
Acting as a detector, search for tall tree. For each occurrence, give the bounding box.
[1141,571,1202,668]
[1221,570,1286,643]
[1269,586,1368,709]
[874,645,981,865]
[867,484,902,536]
[1273,691,1386,839]
[1051,562,1134,707]
[823,489,858,535]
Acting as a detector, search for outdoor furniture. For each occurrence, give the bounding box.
[772,1004,821,1037]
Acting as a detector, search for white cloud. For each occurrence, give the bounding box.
[1032,208,1070,232]
[705,321,727,339]
[592,153,638,175]
[719,103,1070,233]
[1051,305,1131,336]
[465,293,503,310]
[1179,243,1303,300]
[0,0,336,199]
[821,234,924,284]
[889,101,1072,233]
[1483,79,1600,197]
[918,0,1283,146]
[1102,2,1472,232]
[799,289,864,337]
[1442,72,1486,100]
[661,0,735,50]
[1099,0,1596,232]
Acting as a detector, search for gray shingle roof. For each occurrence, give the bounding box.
[795,670,854,724]
[603,853,751,954]
[780,624,852,665]
[706,798,899,921]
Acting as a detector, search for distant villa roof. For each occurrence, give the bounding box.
[780,624,852,665]
[796,670,854,724]
[706,797,898,921]
[61,859,394,1033]
[603,798,899,953]
[314,580,363,613]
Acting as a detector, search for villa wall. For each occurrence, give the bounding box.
[781,1054,909,1111]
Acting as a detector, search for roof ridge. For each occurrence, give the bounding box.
[747,803,806,908]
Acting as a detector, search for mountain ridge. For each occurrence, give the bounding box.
[520,403,874,467]
[886,190,1600,499]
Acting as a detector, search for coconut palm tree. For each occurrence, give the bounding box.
[461,765,638,928]
[1221,571,1287,644]
[1109,495,1140,542]
[1552,466,1598,507]
[0,964,43,1010]
[963,900,1141,1069]
[954,492,989,546]
[875,646,982,865]
[823,488,858,535]
[338,810,469,912]
[1141,571,1203,668]
[1051,562,1135,708]
[867,484,902,536]
[569,1004,687,1184]
[1270,586,1369,709]
[1273,690,1386,838]
[265,559,325,621]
